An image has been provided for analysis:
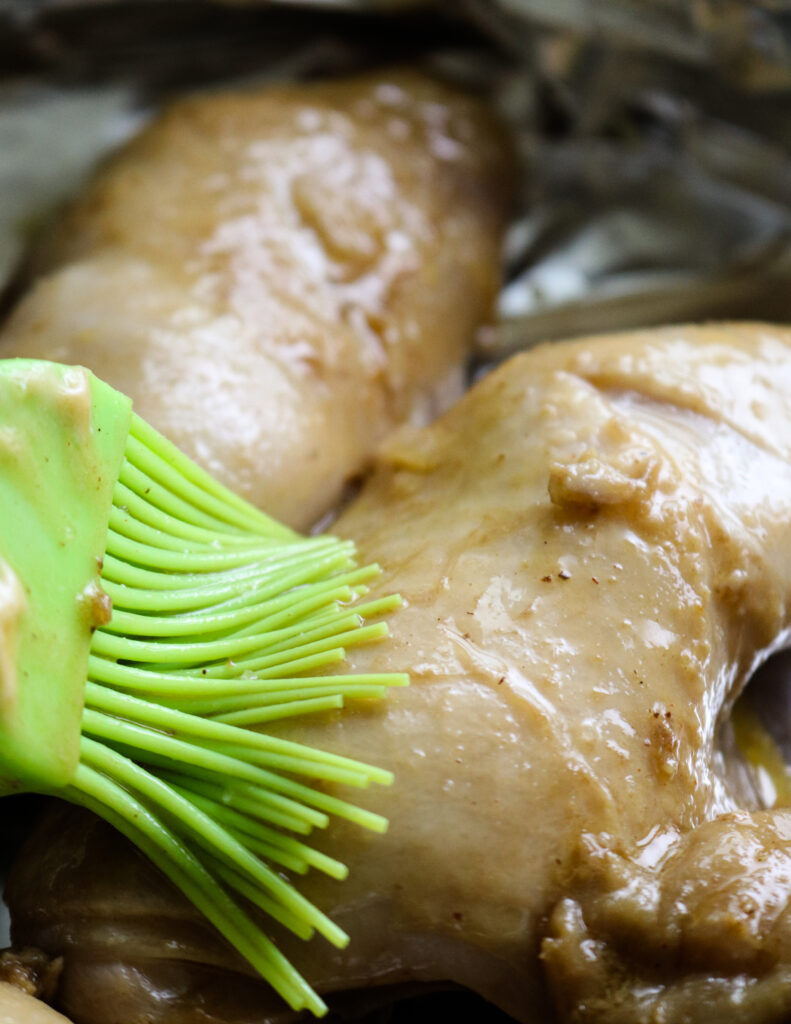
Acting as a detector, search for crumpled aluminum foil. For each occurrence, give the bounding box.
[483,38,791,354]
[467,0,791,84]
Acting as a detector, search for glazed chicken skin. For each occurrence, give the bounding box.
[0,70,512,530]
[8,324,791,1023]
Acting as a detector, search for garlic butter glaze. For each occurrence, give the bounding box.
[0,71,513,530]
[9,324,791,1023]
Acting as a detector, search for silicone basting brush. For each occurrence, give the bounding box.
[0,359,406,1016]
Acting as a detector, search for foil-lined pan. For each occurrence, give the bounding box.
[1,0,791,955]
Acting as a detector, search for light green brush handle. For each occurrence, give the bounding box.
[0,358,406,1016]
[0,359,130,795]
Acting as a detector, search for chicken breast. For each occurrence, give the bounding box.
[0,71,512,530]
[8,324,791,1023]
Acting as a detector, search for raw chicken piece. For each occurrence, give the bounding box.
[9,324,791,1023]
[0,71,512,530]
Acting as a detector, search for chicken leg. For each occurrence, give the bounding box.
[8,324,791,1023]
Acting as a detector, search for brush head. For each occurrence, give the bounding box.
[0,358,406,1015]
[0,360,130,795]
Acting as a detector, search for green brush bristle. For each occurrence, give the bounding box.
[69,413,407,1014]
[0,363,406,1018]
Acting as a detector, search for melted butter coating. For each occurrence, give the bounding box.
[0,71,512,529]
[8,324,791,1023]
